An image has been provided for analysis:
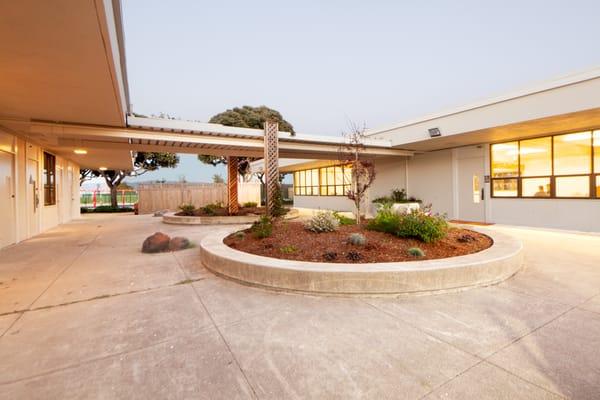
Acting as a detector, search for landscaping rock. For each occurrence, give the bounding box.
[169,236,191,251]
[142,232,171,253]
[153,209,168,217]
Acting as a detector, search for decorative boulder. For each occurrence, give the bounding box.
[142,232,171,253]
[169,236,191,251]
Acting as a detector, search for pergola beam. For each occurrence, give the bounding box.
[227,157,239,215]
[264,120,279,216]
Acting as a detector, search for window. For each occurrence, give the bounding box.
[594,131,600,174]
[556,176,589,198]
[492,179,518,197]
[491,141,518,178]
[522,178,551,197]
[293,165,352,196]
[294,169,319,196]
[491,129,599,199]
[519,137,551,177]
[554,132,591,175]
[43,152,56,206]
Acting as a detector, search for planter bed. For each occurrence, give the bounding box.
[199,224,523,296]
[163,208,298,225]
[225,221,491,263]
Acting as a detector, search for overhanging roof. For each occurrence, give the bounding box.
[1,116,411,171]
[0,0,129,127]
[367,67,600,151]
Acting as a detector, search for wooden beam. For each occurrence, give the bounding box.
[227,157,239,215]
[264,121,279,216]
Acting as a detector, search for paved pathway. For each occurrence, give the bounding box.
[0,214,599,399]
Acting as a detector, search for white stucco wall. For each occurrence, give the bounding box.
[406,150,455,217]
[0,128,81,249]
[489,199,600,232]
[370,157,408,199]
[294,195,355,213]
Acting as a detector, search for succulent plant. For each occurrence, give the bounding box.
[346,251,362,262]
[347,233,367,246]
[304,211,339,233]
[407,247,425,257]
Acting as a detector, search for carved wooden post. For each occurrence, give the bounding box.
[264,121,279,216]
[227,156,239,215]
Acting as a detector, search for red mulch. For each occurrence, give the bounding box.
[224,220,493,263]
[176,206,264,217]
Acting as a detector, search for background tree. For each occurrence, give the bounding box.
[338,122,376,225]
[79,152,179,208]
[197,105,295,176]
[212,174,224,184]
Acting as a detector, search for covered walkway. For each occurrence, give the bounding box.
[1,215,599,398]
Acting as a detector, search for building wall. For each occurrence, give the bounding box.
[0,128,80,249]
[370,157,408,199]
[289,146,600,232]
[406,149,455,218]
[294,195,355,213]
[488,198,600,232]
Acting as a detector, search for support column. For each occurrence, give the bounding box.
[227,156,239,215]
[264,120,279,216]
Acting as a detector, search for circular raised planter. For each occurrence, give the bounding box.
[199,227,523,296]
[163,213,260,225]
[162,209,299,225]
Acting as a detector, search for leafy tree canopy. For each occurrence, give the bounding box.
[209,105,294,134]
[198,105,295,175]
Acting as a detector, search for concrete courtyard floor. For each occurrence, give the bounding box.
[0,214,599,399]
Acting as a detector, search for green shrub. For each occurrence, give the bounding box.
[367,206,448,243]
[242,201,258,208]
[304,211,339,233]
[323,251,338,261]
[271,185,287,217]
[234,231,245,240]
[201,203,220,215]
[372,196,393,206]
[279,245,298,254]
[333,211,356,226]
[367,204,402,234]
[178,203,196,216]
[407,247,425,257]
[347,233,367,246]
[251,216,273,239]
[372,188,422,204]
[391,188,407,202]
[395,209,448,243]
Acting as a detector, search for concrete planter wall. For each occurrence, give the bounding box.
[163,209,299,225]
[200,226,523,296]
[163,213,260,225]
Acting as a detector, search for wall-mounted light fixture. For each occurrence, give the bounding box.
[99,166,108,171]
[73,149,87,154]
[428,128,441,138]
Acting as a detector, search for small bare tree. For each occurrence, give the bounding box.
[338,122,376,225]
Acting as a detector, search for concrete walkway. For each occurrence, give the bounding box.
[0,215,599,399]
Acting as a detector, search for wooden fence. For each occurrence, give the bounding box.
[137,182,261,214]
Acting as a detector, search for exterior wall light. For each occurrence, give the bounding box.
[99,167,108,171]
[73,149,87,154]
[428,128,442,138]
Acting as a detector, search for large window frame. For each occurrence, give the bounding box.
[43,151,56,206]
[490,129,600,199]
[293,165,352,197]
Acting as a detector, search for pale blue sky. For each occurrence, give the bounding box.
[121,0,600,183]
